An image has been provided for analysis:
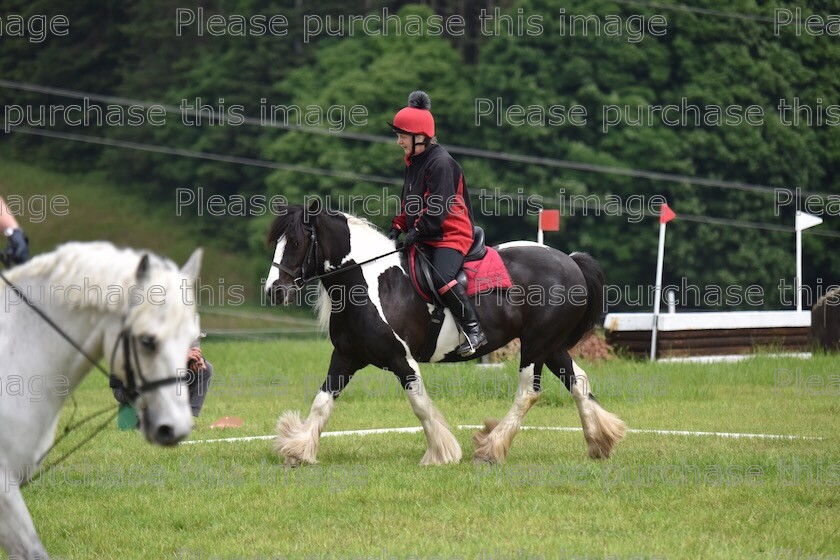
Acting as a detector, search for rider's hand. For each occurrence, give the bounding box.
[5,228,29,265]
[387,228,401,241]
[403,229,420,248]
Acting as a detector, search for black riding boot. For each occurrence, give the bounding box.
[440,283,488,357]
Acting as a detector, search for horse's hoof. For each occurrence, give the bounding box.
[472,455,497,466]
[284,456,302,468]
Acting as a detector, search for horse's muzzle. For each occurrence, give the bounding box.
[267,281,293,305]
[140,413,191,446]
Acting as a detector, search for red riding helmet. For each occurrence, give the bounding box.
[389,91,435,138]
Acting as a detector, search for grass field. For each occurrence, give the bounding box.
[18,338,839,560]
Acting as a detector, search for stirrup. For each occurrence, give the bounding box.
[457,332,487,357]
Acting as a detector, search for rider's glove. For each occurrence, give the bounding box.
[4,228,29,265]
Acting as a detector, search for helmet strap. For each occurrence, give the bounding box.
[410,135,430,158]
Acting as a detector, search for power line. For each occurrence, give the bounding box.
[5,122,837,238]
[605,0,824,26]
[2,78,834,200]
[2,123,400,186]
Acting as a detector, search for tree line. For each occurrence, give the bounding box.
[2,0,838,311]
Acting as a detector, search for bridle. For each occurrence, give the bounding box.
[0,267,182,394]
[110,325,184,403]
[272,223,319,290]
[271,223,403,290]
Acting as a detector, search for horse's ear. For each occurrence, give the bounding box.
[181,247,203,283]
[304,197,322,225]
[136,254,150,283]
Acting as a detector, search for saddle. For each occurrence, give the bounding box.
[409,226,490,303]
[407,227,513,361]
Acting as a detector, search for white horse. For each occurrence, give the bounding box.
[0,242,202,559]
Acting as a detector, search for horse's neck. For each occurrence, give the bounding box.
[343,223,396,266]
[0,277,112,467]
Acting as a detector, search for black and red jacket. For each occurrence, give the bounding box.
[391,144,474,255]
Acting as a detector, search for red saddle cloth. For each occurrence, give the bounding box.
[463,247,513,295]
[409,246,514,302]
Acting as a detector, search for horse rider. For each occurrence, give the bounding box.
[387,90,488,357]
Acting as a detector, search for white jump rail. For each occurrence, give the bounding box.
[604,310,812,332]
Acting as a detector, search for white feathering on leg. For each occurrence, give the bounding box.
[274,391,335,466]
[571,361,626,459]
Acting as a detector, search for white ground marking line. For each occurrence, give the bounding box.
[182,425,824,445]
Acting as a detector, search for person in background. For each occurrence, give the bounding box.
[184,333,213,417]
[1,196,30,266]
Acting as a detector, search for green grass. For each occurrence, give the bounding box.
[20,339,840,559]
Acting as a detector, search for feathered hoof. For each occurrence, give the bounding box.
[284,455,303,468]
[274,411,319,465]
[472,454,498,466]
[584,404,627,459]
[472,419,507,464]
[419,426,463,466]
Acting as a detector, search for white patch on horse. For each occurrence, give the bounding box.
[315,285,331,331]
[427,307,463,362]
[264,236,286,291]
[473,363,540,463]
[497,241,550,250]
[571,360,626,459]
[342,215,404,326]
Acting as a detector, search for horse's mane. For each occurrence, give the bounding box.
[3,241,180,313]
[266,205,310,246]
[267,206,388,245]
[344,214,380,233]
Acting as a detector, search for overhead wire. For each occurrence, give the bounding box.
[4,121,837,237]
[2,78,837,200]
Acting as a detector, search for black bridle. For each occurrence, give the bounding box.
[110,326,184,402]
[272,224,320,289]
[272,224,403,289]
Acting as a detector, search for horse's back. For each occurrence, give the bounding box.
[494,241,588,289]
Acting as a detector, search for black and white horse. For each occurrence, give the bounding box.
[265,202,625,466]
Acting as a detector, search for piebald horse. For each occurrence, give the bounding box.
[265,202,624,466]
[0,242,202,559]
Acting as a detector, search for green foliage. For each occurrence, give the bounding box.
[2,1,839,311]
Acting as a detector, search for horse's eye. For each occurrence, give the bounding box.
[138,335,157,352]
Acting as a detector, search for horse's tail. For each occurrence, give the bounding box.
[566,252,605,347]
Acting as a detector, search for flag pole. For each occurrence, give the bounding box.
[794,211,823,312]
[651,203,675,361]
[796,226,802,312]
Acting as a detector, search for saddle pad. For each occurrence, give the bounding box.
[463,247,513,296]
[409,246,513,301]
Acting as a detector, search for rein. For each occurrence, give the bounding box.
[0,263,182,478]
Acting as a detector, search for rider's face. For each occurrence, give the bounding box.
[397,133,425,156]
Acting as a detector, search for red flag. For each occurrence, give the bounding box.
[659,203,676,224]
[539,209,560,231]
